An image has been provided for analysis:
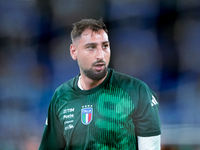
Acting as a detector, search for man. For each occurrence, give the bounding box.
[39,19,161,150]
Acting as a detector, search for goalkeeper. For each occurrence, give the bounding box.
[39,18,161,150]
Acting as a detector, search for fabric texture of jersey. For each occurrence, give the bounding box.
[39,68,161,150]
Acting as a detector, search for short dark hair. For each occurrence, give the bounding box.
[70,18,108,42]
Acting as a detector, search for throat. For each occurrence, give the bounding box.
[78,75,106,90]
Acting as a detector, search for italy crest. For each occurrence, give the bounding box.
[81,108,93,125]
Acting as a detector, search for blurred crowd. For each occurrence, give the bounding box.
[0,0,200,149]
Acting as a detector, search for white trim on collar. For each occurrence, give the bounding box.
[78,75,84,90]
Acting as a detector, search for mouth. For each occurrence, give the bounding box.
[93,62,106,71]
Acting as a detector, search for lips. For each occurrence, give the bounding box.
[94,64,104,70]
[93,62,105,71]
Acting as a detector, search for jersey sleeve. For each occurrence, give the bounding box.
[39,99,66,150]
[138,135,161,150]
[133,82,161,137]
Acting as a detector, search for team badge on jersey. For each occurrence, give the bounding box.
[81,108,93,125]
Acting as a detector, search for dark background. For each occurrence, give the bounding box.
[0,0,200,149]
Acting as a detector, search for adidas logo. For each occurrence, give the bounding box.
[151,95,158,106]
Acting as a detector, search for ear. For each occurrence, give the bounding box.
[70,44,77,60]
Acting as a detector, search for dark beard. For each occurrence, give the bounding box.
[82,66,108,81]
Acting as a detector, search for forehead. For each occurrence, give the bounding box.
[80,29,108,42]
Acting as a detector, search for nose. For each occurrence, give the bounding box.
[96,47,104,60]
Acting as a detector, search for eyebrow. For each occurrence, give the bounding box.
[84,43,96,47]
[84,41,110,47]
[102,41,110,45]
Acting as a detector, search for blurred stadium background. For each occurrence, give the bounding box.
[0,0,200,149]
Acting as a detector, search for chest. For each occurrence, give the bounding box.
[57,91,136,147]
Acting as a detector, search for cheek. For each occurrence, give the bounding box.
[78,51,93,63]
[105,52,111,64]
[77,55,90,68]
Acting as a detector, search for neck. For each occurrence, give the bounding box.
[79,74,107,90]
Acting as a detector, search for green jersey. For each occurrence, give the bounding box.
[39,68,161,150]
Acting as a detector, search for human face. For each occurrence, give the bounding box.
[70,29,110,81]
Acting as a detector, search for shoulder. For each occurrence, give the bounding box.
[50,77,77,105]
[109,69,153,101]
[110,68,148,89]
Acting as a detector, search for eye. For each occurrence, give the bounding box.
[102,44,109,49]
[87,45,95,50]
